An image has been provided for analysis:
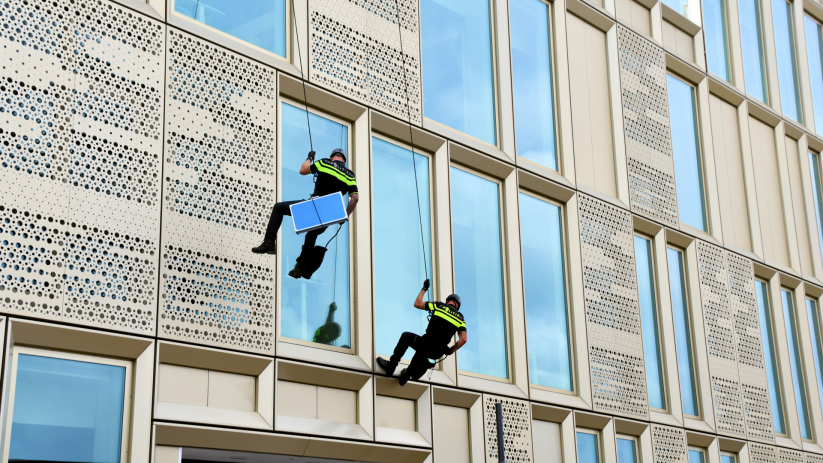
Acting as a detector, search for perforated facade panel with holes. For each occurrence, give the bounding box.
[650,424,688,463]
[482,395,532,463]
[616,26,679,228]
[779,448,805,463]
[0,0,162,334]
[578,194,649,419]
[807,453,823,463]
[695,241,746,438]
[309,0,421,125]
[158,29,275,353]
[726,251,775,443]
[749,443,778,463]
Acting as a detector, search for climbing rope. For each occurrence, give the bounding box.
[290,0,314,152]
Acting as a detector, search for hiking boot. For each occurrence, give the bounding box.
[288,261,302,279]
[252,240,277,254]
[377,357,397,376]
[398,368,410,386]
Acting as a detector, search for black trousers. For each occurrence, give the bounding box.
[391,332,445,381]
[264,200,327,253]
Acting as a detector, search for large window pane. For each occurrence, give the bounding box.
[520,193,571,390]
[721,455,736,463]
[806,299,823,412]
[616,438,637,463]
[280,103,351,348]
[667,75,708,232]
[782,289,813,439]
[635,236,666,410]
[422,0,497,145]
[739,0,769,103]
[756,280,786,434]
[773,0,802,122]
[809,152,823,253]
[451,167,508,378]
[577,432,600,463]
[510,0,557,170]
[668,248,700,416]
[174,0,287,57]
[704,0,732,82]
[689,450,706,463]
[10,354,126,463]
[373,138,433,360]
[805,17,823,134]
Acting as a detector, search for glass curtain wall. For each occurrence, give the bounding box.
[689,449,706,463]
[520,193,572,390]
[704,0,732,82]
[668,248,700,416]
[806,299,823,411]
[635,236,666,410]
[422,0,497,145]
[782,289,813,439]
[805,17,823,134]
[510,0,558,170]
[174,0,287,57]
[772,0,803,122]
[577,432,600,463]
[739,0,770,103]
[451,167,508,378]
[667,75,708,232]
[756,280,786,434]
[809,152,823,252]
[280,102,351,349]
[373,138,433,360]
[616,438,638,463]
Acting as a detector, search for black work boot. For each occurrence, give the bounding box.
[398,368,410,386]
[288,259,302,279]
[252,239,277,254]
[377,357,397,376]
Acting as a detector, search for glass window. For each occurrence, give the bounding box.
[688,449,706,463]
[520,192,571,390]
[280,102,351,349]
[8,351,128,463]
[173,0,287,58]
[661,0,689,17]
[781,289,813,439]
[373,137,433,360]
[421,0,497,145]
[668,247,700,416]
[576,431,600,463]
[772,0,802,122]
[721,454,737,463]
[756,280,786,434]
[451,167,508,378]
[739,0,769,103]
[510,0,558,170]
[616,437,638,463]
[704,0,732,82]
[635,236,666,410]
[667,75,708,232]
[806,299,823,414]
[805,17,823,134]
[809,152,823,253]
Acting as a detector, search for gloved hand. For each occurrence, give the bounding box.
[307,150,316,162]
[421,279,430,292]
[445,346,454,356]
[329,302,337,312]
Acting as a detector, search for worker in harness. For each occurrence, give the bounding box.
[377,279,468,385]
[252,148,359,278]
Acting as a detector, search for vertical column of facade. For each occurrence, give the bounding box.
[158,29,276,354]
[726,251,776,443]
[616,25,679,228]
[578,193,649,419]
[0,0,164,335]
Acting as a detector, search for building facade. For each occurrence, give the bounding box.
[5,0,823,461]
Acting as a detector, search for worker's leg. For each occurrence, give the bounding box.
[264,200,301,242]
[301,225,329,252]
[390,332,423,364]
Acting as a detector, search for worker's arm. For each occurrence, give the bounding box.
[346,193,359,215]
[413,279,430,309]
[447,332,468,355]
[299,151,316,175]
[325,302,337,325]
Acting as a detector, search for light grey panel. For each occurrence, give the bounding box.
[578,194,649,419]
[749,444,777,463]
[650,424,688,463]
[482,394,532,463]
[159,28,275,353]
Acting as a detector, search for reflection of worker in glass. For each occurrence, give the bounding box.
[377,279,468,385]
[313,302,342,345]
[252,148,359,278]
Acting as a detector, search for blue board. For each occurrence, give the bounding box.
[290,192,348,234]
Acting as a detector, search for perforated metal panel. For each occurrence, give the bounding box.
[650,424,688,463]
[616,26,679,228]
[309,0,421,124]
[159,28,275,353]
[749,444,778,463]
[578,194,649,419]
[726,251,775,443]
[779,449,805,463]
[807,453,823,463]
[482,394,532,463]
[0,0,162,334]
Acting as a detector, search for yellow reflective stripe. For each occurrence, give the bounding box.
[315,161,356,185]
[427,302,437,312]
[433,307,465,328]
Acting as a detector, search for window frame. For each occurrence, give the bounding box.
[806,295,823,409]
[519,189,575,394]
[771,0,804,123]
[780,286,815,441]
[739,0,771,104]
[370,132,438,365]
[615,434,639,463]
[2,346,134,463]
[756,277,789,436]
[449,163,512,383]
[634,232,669,413]
[720,452,737,463]
[702,0,734,83]
[575,428,602,463]
[667,245,702,419]
[275,97,356,354]
[688,447,707,463]
[808,150,823,254]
